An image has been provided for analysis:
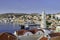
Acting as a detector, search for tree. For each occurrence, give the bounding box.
[46,21,51,28]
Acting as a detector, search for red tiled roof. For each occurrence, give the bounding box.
[15,29,44,36]
[0,32,17,40]
[30,28,44,34]
[49,32,60,37]
[30,29,38,34]
[40,36,48,40]
[38,29,44,33]
[16,29,29,35]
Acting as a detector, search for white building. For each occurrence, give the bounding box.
[55,14,60,19]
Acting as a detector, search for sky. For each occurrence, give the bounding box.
[0,0,60,14]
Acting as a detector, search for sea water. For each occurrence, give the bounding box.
[0,23,21,33]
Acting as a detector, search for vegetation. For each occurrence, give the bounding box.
[46,21,51,28]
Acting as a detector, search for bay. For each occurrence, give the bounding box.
[0,23,21,33]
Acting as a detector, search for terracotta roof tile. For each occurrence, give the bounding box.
[40,36,48,40]
[30,29,44,34]
[16,29,29,35]
[49,32,60,37]
[30,29,38,34]
[0,32,17,40]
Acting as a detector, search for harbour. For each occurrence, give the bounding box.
[0,23,20,33]
[0,0,60,40]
